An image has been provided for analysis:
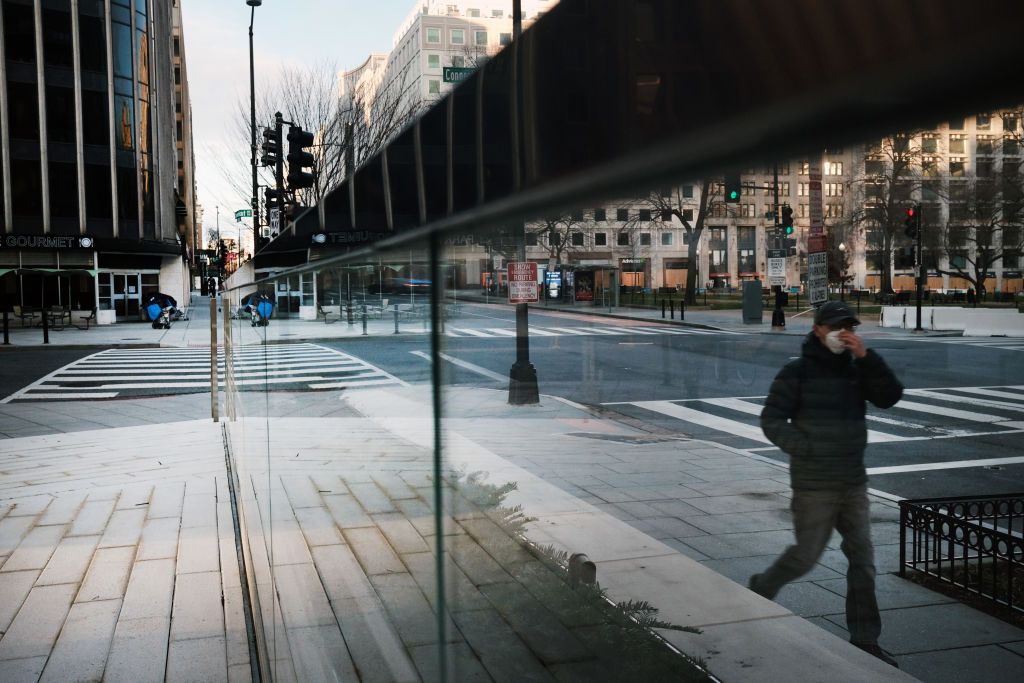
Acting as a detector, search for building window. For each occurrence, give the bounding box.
[977,159,994,177]
[173,37,180,57]
[467,8,480,17]
[176,120,183,140]
[799,161,809,175]
[428,80,440,94]
[616,208,629,221]
[617,232,630,246]
[1003,251,1020,268]
[774,161,790,175]
[640,232,651,246]
[922,157,938,176]
[491,9,504,18]
[451,55,465,67]
[594,208,606,221]
[525,232,537,246]
[948,118,965,130]
[825,161,843,175]
[174,67,180,85]
[639,209,652,221]
[661,232,673,246]
[661,209,672,222]
[949,158,966,177]
[475,31,487,46]
[595,232,607,245]
[763,182,790,197]
[428,54,440,68]
[742,183,754,196]
[682,185,693,198]
[825,183,843,197]
[741,204,755,218]
[949,134,966,154]
[797,182,809,197]
[570,210,584,221]
[499,33,511,46]
[1005,116,1019,132]
[426,27,440,43]
[921,134,938,153]
[450,29,464,45]
[682,209,694,222]
[571,232,584,246]
[976,136,994,155]
[798,204,809,218]
[825,204,844,218]
[976,113,991,130]
[1004,136,1020,156]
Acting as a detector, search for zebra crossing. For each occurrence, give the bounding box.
[1,343,405,402]
[444,324,740,339]
[609,384,1024,449]
[910,336,1024,352]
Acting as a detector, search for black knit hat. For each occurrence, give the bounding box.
[813,301,860,326]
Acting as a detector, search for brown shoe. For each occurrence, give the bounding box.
[852,642,899,668]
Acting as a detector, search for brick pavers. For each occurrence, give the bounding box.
[0,421,244,682]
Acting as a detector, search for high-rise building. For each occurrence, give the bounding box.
[0,0,194,323]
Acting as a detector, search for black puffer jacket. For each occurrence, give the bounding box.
[760,333,903,490]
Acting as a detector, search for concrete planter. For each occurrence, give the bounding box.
[97,309,116,326]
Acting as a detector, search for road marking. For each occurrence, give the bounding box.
[484,328,518,337]
[527,327,561,336]
[410,350,507,383]
[903,388,1024,413]
[448,327,492,337]
[700,397,910,443]
[950,387,1024,401]
[893,399,1006,423]
[867,455,1024,475]
[631,400,772,444]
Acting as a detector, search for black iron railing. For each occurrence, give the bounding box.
[900,493,1024,613]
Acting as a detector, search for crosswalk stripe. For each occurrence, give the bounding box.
[632,400,773,444]
[484,328,518,337]
[541,327,592,336]
[903,388,1024,413]
[892,399,1005,423]
[448,328,492,337]
[527,327,561,336]
[700,397,909,443]
[949,387,1024,401]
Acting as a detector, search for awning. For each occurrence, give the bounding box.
[0,268,99,277]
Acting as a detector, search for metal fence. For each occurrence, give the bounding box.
[899,493,1024,613]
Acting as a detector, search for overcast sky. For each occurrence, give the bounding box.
[179,1,411,246]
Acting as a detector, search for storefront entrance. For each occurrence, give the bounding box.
[99,272,159,321]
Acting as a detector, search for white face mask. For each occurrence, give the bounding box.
[824,329,847,354]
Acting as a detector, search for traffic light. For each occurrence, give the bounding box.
[904,205,920,239]
[287,126,316,190]
[264,187,281,216]
[723,173,741,203]
[780,205,794,234]
[260,127,280,167]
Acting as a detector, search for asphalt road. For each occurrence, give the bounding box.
[1,304,1021,501]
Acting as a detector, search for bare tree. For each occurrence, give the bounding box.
[849,132,925,293]
[640,180,725,305]
[924,173,1024,297]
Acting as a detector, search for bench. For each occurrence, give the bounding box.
[317,304,340,324]
[74,309,97,330]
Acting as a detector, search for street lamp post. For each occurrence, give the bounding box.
[838,242,847,301]
[247,1,261,257]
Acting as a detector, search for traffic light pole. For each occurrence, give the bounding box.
[771,162,786,328]
[274,112,285,229]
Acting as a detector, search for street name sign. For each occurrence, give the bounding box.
[507,261,539,304]
[768,257,786,286]
[443,67,474,83]
[234,209,252,222]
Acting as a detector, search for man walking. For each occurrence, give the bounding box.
[749,301,903,667]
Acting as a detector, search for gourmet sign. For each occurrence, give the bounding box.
[1,235,94,249]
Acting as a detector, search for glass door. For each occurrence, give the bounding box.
[100,273,142,321]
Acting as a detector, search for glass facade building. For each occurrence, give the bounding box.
[0,0,190,322]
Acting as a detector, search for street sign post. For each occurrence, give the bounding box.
[234,209,252,222]
[507,261,539,304]
[768,257,786,287]
[807,156,827,305]
[442,67,474,83]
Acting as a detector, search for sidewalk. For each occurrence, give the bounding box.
[2,384,1022,680]
[0,293,955,350]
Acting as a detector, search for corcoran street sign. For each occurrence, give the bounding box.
[442,66,474,83]
[234,209,252,221]
[507,261,539,304]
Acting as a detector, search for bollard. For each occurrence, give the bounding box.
[670,300,675,320]
[661,300,666,319]
[680,297,685,320]
[796,293,800,309]
[394,307,400,334]
[361,304,367,336]
[347,301,354,325]
[703,289,708,306]
[42,307,49,344]
[568,553,597,588]
[210,297,219,423]
[3,311,8,345]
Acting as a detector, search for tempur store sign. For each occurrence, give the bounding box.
[1,235,95,249]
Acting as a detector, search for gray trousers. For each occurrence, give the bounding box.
[752,485,881,645]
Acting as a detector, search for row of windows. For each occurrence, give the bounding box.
[425,27,490,46]
[527,231,677,247]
